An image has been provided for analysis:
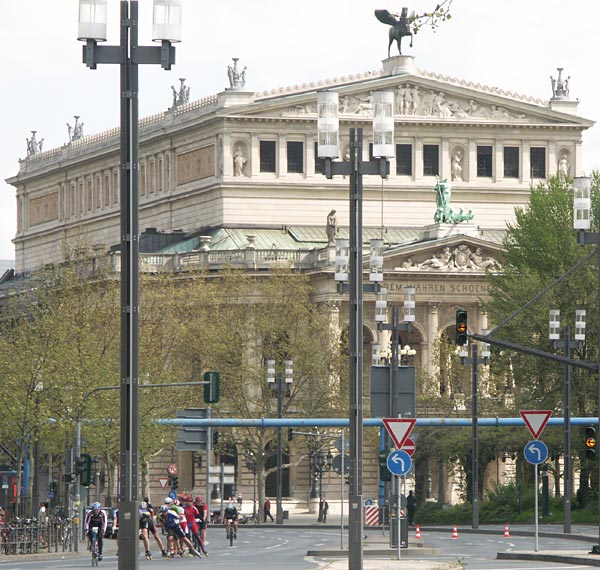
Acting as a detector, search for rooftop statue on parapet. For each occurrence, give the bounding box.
[550,67,570,99]
[227,58,247,89]
[375,8,414,56]
[26,131,43,157]
[433,177,473,224]
[170,78,190,110]
[67,116,84,143]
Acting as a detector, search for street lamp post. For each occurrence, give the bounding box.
[266,359,293,525]
[318,89,394,570]
[573,175,600,551]
[549,308,586,534]
[77,5,180,566]
[312,450,333,521]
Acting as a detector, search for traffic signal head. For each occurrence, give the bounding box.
[378,450,391,482]
[455,309,468,346]
[287,427,294,441]
[170,475,179,490]
[76,453,93,487]
[204,371,220,404]
[585,426,596,459]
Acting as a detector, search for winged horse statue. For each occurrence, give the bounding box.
[375,8,414,57]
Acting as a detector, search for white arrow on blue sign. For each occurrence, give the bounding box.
[523,440,548,465]
[387,449,412,476]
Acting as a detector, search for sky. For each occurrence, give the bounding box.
[1,0,600,262]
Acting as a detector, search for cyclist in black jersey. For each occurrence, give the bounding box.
[84,502,107,561]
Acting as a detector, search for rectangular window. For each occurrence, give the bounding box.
[157,159,163,192]
[477,146,493,177]
[113,171,119,204]
[530,147,546,179]
[260,140,276,173]
[140,164,146,196]
[504,146,520,178]
[287,141,304,173]
[86,179,92,211]
[396,144,412,175]
[423,144,439,176]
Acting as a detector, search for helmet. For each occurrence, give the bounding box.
[195,496,202,502]
[164,497,173,504]
[92,502,101,510]
[160,505,168,512]
[140,501,147,509]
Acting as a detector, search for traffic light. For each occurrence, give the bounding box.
[455,309,468,346]
[379,450,391,482]
[170,475,179,490]
[76,453,92,487]
[585,426,596,459]
[213,429,220,447]
[204,371,220,404]
[288,428,294,441]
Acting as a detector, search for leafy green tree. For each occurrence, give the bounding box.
[485,174,600,502]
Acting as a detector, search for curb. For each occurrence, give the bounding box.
[497,551,600,567]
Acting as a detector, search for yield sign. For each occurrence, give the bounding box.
[158,477,170,490]
[383,418,416,449]
[520,410,552,439]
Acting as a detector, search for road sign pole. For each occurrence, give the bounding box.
[396,475,401,561]
[206,406,211,519]
[534,463,539,552]
[340,428,345,550]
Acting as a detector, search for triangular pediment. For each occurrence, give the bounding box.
[222,67,592,128]
[378,233,505,274]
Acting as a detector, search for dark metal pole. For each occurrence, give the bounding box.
[564,325,572,533]
[471,343,479,530]
[348,128,364,570]
[276,373,283,524]
[119,2,140,568]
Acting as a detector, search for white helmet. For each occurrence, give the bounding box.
[164,497,173,504]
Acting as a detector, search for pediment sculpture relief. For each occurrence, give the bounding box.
[283,87,527,120]
[395,245,501,272]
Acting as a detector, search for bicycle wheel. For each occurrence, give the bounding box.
[229,528,234,547]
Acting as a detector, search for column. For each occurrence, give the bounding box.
[494,141,503,183]
[251,133,260,178]
[521,141,530,185]
[278,134,287,177]
[222,132,232,177]
[441,140,450,181]
[468,141,477,181]
[425,302,439,378]
[548,140,556,179]
[414,140,424,180]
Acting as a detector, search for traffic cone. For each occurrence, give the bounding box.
[503,522,510,537]
[415,524,422,539]
[451,524,459,539]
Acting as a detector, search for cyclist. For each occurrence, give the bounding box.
[139,502,153,559]
[84,502,107,561]
[224,498,239,540]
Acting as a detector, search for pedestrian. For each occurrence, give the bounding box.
[263,498,274,522]
[406,490,416,526]
[237,492,243,508]
[321,497,329,523]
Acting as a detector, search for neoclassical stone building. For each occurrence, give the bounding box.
[5,55,593,505]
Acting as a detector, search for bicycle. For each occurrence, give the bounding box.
[225,518,237,547]
[89,527,100,566]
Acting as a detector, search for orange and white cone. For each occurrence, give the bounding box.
[415,524,422,539]
[451,524,459,539]
[503,522,510,538]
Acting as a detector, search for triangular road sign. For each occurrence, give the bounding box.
[383,418,417,449]
[158,477,170,490]
[520,410,552,439]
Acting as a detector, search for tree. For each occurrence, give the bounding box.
[485,174,600,500]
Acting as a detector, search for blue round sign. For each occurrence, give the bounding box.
[168,490,177,500]
[387,449,412,476]
[523,440,548,465]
